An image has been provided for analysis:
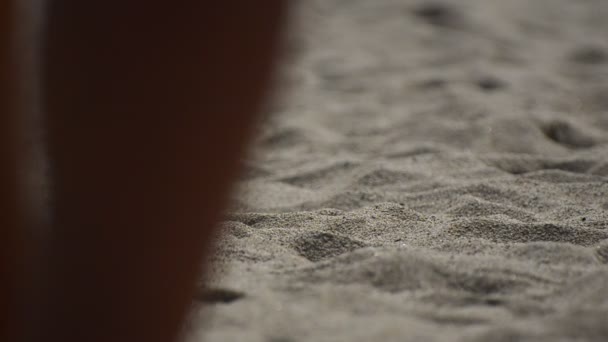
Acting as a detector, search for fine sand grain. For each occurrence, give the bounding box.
[187,1,608,341]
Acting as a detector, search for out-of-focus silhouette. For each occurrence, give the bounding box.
[1,2,286,341]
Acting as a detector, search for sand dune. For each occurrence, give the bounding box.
[187,0,608,341]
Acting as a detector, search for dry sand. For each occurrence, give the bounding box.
[187,1,608,341]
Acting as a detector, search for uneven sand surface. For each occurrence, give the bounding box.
[189,1,608,341]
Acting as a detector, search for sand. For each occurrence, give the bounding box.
[186,1,608,341]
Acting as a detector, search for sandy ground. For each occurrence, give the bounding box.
[187,1,608,341]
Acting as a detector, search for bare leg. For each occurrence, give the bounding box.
[39,2,285,341]
[0,2,26,341]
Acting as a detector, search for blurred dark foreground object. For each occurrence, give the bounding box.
[1,2,286,341]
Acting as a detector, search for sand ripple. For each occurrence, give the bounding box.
[189,1,608,341]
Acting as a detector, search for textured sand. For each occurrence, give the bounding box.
[187,1,608,341]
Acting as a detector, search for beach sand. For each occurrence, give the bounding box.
[187,1,608,341]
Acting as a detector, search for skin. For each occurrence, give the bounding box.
[2,1,286,341]
[1,2,26,341]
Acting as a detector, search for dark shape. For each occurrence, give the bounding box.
[476,76,505,92]
[484,298,504,306]
[412,3,461,28]
[569,46,608,65]
[417,78,447,89]
[596,243,608,264]
[540,120,596,149]
[195,287,245,304]
[292,232,367,262]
